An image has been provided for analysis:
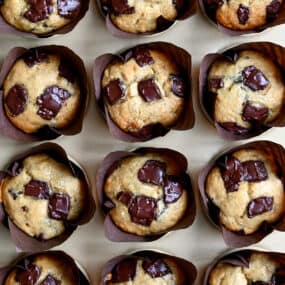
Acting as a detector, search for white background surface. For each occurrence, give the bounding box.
[0,1,285,284]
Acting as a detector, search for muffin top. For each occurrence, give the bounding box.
[209,252,279,285]
[3,48,81,134]
[206,148,285,234]
[102,48,186,135]
[207,50,284,135]
[104,152,189,236]
[0,0,82,35]
[0,153,86,240]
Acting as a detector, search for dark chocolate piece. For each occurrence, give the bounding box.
[242,160,268,182]
[138,78,162,102]
[163,175,183,203]
[24,180,50,199]
[16,262,41,285]
[24,0,53,22]
[48,193,70,220]
[111,0,135,15]
[104,79,125,105]
[41,275,61,285]
[117,191,133,206]
[138,160,166,186]
[111,258,137,282]
[171,75,187,97]
[237,4,249,25]
[267,0,282,21]
[242,66,269,91]
[133,49,154,67]
[209,78,224,89]
[23,49,49,67]
[242,102,269,123]
[247,197,273,218]
[219,122,249,135]
[57,0,81,19]
[142,258,171,278]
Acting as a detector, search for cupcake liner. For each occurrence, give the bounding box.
[95,147,196,242]
[93,42,195,142]
[199,0,285,36]
[0,251,90,284]
[100,250,197,285]
[0,1,89,38]
[96,0,196,38]
[0,45,88,141]
[199,42,285,140]
[198,140,285,248]
[0,142,96,251]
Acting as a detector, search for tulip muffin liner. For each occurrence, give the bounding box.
[203,249,285,285]
[198,140,285,248]
[199,0,285,36]
[100,250,197,285]
[96,0,197,38]
[199,42,285,140]
[0,0,89,38]
[0,45,88,141]
[93,42,195,142]
[0,142,96,252]
[0,250,90,284]
[96,147,196,242]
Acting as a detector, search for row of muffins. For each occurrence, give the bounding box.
[0,0,284,36]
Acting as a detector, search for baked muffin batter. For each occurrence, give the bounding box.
[0,153,86,240]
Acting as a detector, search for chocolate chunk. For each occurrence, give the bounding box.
[41,275,61,285]
[138,160,166,186]
[205,0,224,10]
[5,84,28,117]
[48,193,70,220]
[57,0,81,19]
[111,0,135,15]
[163,175,183,204]
[131,123,168,140]
[209,78,224,89]
[128,196,157,226]
[219,122,249,135]
[23,49,49,67]
[242,66,269,91]
[267,0,282,21]
[242,102,269,122]
[117,191,133,206]
[171,75,187,97]
[138,78,162,102]
[247,197,273,218]
[104,79,125,105]
[37,85,70,120]
[24,0,53,22]
[59,59,77,83]
[237,4,249,25]
[142,258,171,278]
[133,49,154,67]
[16,262,40,285]
[111,258,137,282]
[24,180,50,199]
[242,160,268,182]
[219,156,245,193]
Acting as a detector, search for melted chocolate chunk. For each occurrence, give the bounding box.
[209,78,224,89]
[111,0,135,15]
[133,49,154,67]
[219,122,249,135]
[128,196,157,226]
[242,66,269,91]
[57,0,81,19]
[237,4,249,25]
[37,85,71,120]
[104,79,125,105]
[138,160,166,186]
[142,258,171,278]
[163,175,183,204]
[205,0,224,10]
[24,180,50,199]
[242,160,268,182]
[117,191,133,206]
[24,0,53,22]
[41,275,61,285]
[171,75,187,97]
[247,197,273,218]
[242,102,269,122]
[5,84,28,117]
[138,78,162,102]
[267,0,282,21]
[59,59,77,83]
[16,262,40,285]
[48,193,70,220]
[111,258,137,282]
[23,49,49,67]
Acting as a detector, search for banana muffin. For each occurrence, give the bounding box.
[3,47,81,134]
[0,153,86,240]
[207,50,284,135]
[0,0,82,35]
[101,48,187,136]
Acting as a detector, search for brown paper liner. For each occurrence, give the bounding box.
[0,45,88,141]
[199,42,285,140]
[198,140,285,248]
[95,147,196,242]
[0,143,95,251]
[93,42,195,142]
[100,250,197,285]
[0,1,89,38]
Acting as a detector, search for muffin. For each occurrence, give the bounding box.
[0,0,82,35]
[207,50,285,136]
[3,47,81,134]
[0,152,87,240]
[101,48,187,137]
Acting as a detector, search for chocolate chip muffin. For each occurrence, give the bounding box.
[0,153,86,240]
[3,48,81,134]
[102,48,187,136]
[207,50,285,135]
[209,252,279,285]
[206,148,285,235]
[0,0,82,35]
